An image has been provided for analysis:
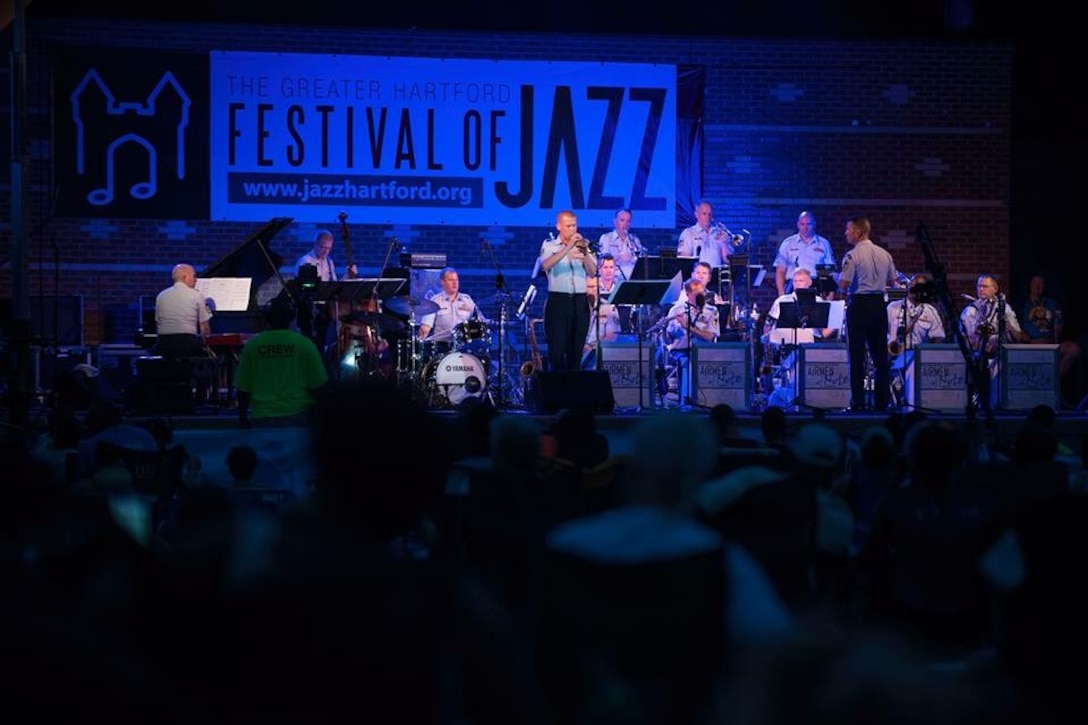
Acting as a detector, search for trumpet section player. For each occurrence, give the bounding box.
[598,207,645,281]
[773,210,837,297]
[540,209,597,371]
[677,199,740,268]
[886,273,946,407]
[582,272,622,370]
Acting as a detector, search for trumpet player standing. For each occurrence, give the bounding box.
[886,273,946,408]
[540,209,597,371]
[960,274,1025,412]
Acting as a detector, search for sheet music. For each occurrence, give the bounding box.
[827,300,845,331]
[751,265,766,287]
[196,277,252,312]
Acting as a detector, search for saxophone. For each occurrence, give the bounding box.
[888,306,923,358]
[521,319,544,377]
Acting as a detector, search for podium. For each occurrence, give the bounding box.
[795,344,852,410]
[913,344,969,412]
[599,342,654,408]
[691,343,750,408]
[604,279,675,409]
[1001,344,1060,410]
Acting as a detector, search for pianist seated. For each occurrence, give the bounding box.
[235,295,330,429]
[153,263,213,358]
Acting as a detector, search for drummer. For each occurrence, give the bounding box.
[417,267,489,353]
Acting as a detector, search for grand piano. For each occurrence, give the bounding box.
[200,216,294,336]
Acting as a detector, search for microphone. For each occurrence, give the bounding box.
[480,240,490,255]
[695,245,702,257]
[997,293,1006,303]
[961,293,977,302]
[695,293,706,309]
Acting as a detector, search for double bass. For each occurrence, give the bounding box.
[335,212,385,370]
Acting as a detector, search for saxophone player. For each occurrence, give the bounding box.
[960,274,1026,412]
[886,273,946,408]
[581,272,622,370]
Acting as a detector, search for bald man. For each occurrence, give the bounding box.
[153,263,213,358]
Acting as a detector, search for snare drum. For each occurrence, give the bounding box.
[452,320,492,356]
[425,351,488,406]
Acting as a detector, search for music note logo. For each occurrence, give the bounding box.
[70,69,191,206]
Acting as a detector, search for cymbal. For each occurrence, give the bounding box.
[340,311,380,325]
[385,296,439,316]
[378,313,408,334]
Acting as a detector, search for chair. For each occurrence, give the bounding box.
[133,356,195,414]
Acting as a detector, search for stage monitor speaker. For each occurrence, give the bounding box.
[527,370,614,414]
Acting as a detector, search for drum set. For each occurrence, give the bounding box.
[335,293,500,407]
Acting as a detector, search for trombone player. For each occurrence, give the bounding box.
[886,272,946,409]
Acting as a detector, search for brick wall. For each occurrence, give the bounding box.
[1,20,1014,347]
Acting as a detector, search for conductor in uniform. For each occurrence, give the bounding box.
[838,216,898,412]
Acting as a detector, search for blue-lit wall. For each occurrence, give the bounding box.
[4,18,1013,346]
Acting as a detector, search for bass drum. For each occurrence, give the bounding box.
[424,351,488,406]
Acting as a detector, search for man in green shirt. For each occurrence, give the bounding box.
[235,296,329,428]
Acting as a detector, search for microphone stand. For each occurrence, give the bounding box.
[895,298,909,412]
[995,294,1007,411]
[916,222,993,425]
[361,237,399,377]
[481,240,510,408]
[684,302,697,407]
[592,267,603,372]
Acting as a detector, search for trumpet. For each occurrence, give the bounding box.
[572,235,598,253]
[711,222,746,249]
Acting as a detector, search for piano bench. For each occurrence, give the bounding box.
[132,356,217,415]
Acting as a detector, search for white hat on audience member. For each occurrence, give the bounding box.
[791,423,844,469]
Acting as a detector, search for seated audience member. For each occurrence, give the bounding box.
[859,421,1002,659]
[538,414,792,723]
[235,295,329,429]
[551,407,609,470]
[76,401,159,482]
[759,405,791,456]
[708,403,759,448]
[30,404,83,486]
[226,445,259,486]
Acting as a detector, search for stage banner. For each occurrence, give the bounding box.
[210,52,677,226]
[52,48,211,219]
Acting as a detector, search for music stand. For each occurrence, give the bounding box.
[316,278,405,376]
[814,264,838,297]
[777,297,830,330]
[776,297,830,404]
[608,279,674,410]
[631,255,697,282]
[315,277,405,304]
